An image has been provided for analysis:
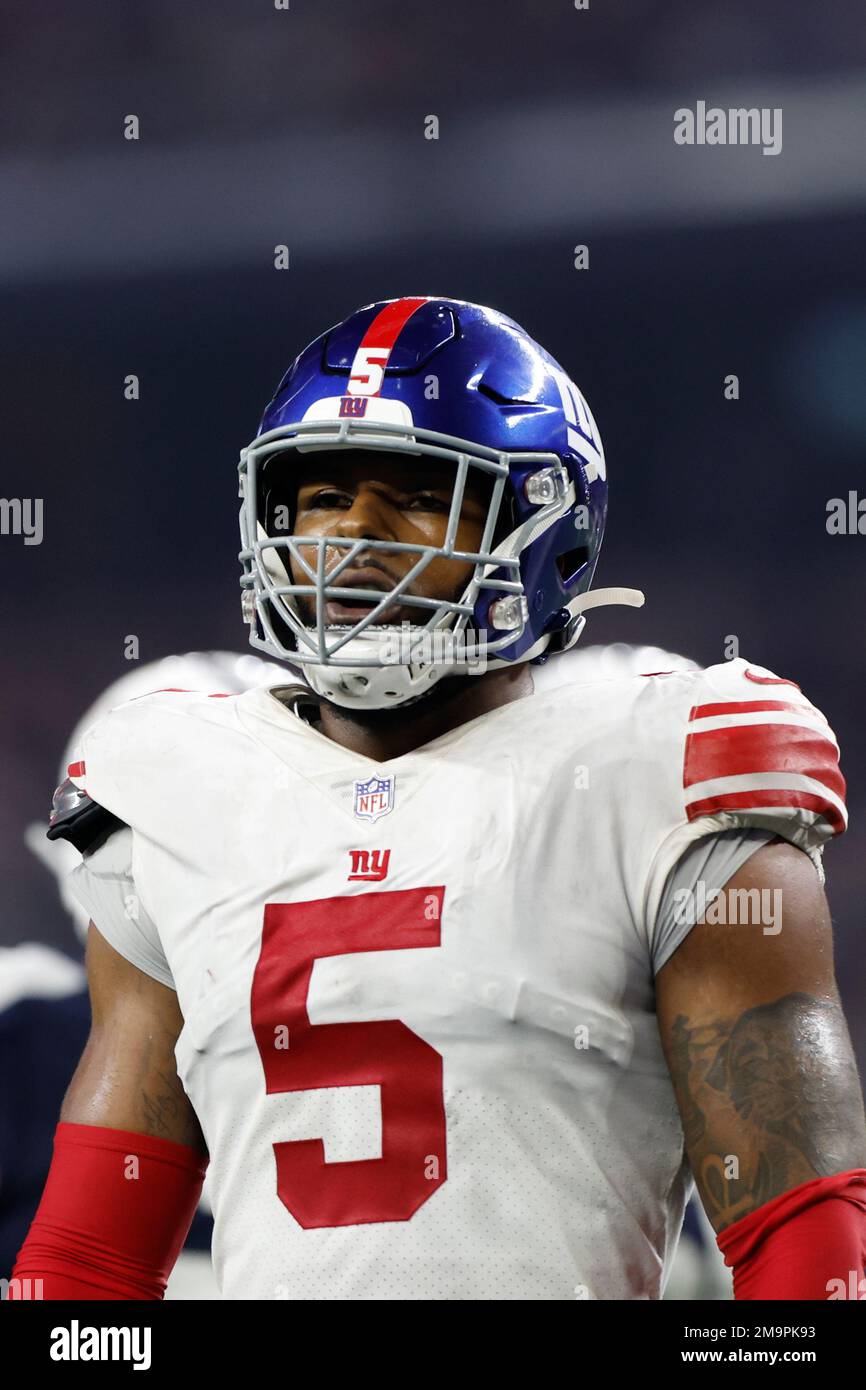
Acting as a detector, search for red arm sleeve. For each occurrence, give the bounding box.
[8,1122,208,1300]
[716,1168,866,1300]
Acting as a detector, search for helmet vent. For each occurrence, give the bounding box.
[476,380,546,409]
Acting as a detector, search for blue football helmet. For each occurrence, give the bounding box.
[238,296,643,708]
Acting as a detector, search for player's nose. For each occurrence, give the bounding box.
[332,486,398,546]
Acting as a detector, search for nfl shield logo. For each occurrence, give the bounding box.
[353,774,395,823]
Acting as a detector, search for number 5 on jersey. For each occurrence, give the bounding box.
[251,887,447,1228]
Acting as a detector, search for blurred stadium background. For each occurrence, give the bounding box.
[1,0,864,1299]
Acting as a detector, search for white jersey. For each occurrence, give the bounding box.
[68,657,845,1300]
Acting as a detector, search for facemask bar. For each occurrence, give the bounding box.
[272,535,482,662]
[238,417,571,668]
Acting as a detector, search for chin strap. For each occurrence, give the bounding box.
[565,586,645,617]
[510,586,646,666]
[558,585,646,655]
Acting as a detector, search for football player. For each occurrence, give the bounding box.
[11,297,866,1300]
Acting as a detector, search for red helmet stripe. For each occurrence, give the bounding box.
[348,297,431,396]
[359,297,430,353]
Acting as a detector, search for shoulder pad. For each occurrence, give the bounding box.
[47,777,126,854]
[682,658,846,840]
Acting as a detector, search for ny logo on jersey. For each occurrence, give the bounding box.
[347,848,391,881]
[339,395,368,417]
[353,774,395,822]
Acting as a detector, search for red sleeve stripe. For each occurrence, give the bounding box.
[691,699,827,724]
[686,788,846,835]
[685,722,844,796]
[67,760,86,779]
[687,710,837,749]
[685,769,847,829]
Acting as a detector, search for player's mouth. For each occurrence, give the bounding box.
[322,566,409,626]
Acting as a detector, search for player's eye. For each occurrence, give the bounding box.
[307,488,352,509]
[406,492,451,513]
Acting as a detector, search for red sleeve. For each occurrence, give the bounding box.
[716,1168,866,1300]
[8,1122,208,1300]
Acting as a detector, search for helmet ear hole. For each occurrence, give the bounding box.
[556,545,590,585]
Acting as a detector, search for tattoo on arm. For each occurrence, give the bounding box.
[140,1068,182,1136]
[666,992,866,1232]
[139,1067,205,1150]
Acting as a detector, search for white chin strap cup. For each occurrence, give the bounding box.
[302,587,646,711]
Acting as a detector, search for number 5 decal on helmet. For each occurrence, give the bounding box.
[347,346,390,396]
[251,886,447,1228]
